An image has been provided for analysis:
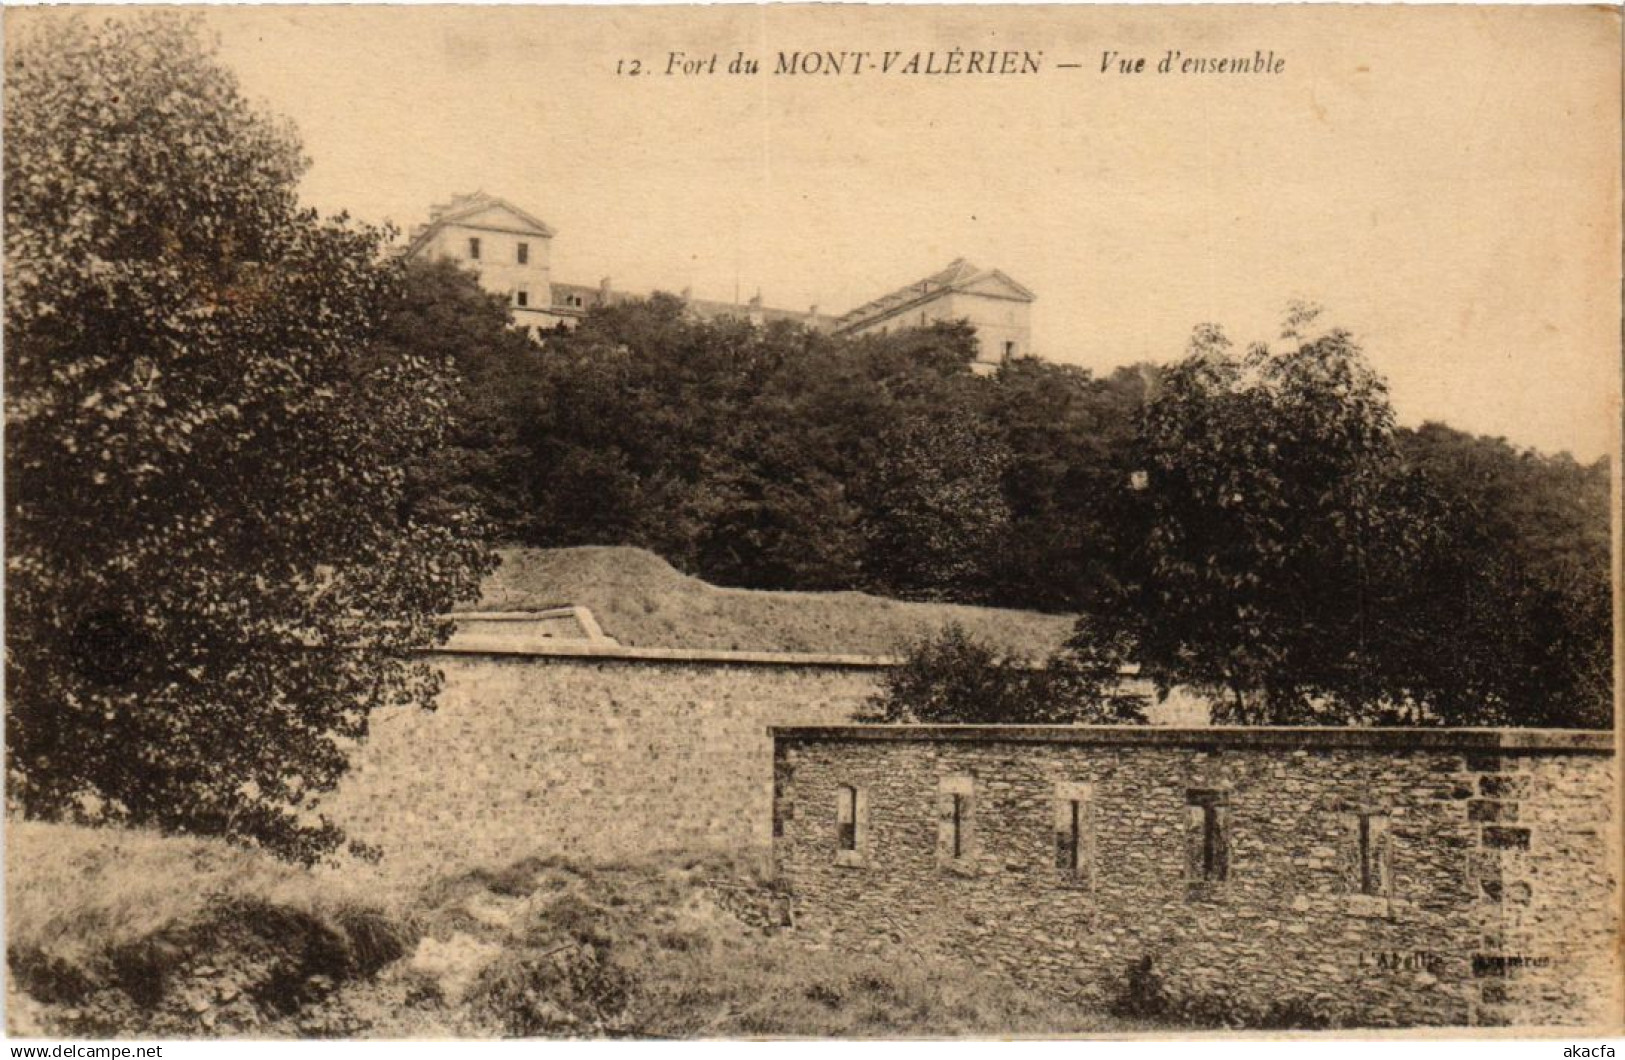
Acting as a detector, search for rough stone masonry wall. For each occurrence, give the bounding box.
[1475,750,1619,1027]
[771,727,1618,1028]
[326,648,880,878]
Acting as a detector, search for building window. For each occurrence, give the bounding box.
[1057,799,1078,869]
[468,237,481,260]
[1186,789,1229,882]
[835,783,866,867]
[515,288,529,308]
[938,776,975,870]
[1004,340,1017,359]
[1055,782,1093,884]
[1344,812,1391,897]
[517,242,529,265]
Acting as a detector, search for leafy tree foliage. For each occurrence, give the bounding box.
[4,13,492,861]
[419,300,1149,607]
[1386,424,1611,727]
[1069,307,1610,728]
[857,405,1012,601]
[1109,309,1423,722]
[503,303,1036,599]
[983,360,1151,612]
[519,295,793,571]
[380,257,540,540]
[861,624,1147,725]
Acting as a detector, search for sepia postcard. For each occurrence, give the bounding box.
[2,2,1620,1047]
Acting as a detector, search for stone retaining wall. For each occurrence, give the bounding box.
[770,725,1619,1028]
[325,647,885,877]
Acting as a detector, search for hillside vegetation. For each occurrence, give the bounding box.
[7,821,1136,1039]
[466,546,1076,658]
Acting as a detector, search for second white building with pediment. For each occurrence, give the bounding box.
[830,258,1035,370]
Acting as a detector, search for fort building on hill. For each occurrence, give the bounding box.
[404,192,1034,371]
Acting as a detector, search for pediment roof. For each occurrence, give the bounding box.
[959,269,1036,302]
[405,192,556,256]
[834,257,1034,331]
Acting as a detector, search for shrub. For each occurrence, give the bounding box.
[467,945,634,1037]
[1108,956,1340,1030]
[6,822,415,1027]
[1109,956,1168,1019]
[863,623,1147,724]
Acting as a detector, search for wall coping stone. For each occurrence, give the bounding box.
[426,640,904,669]
[426,642,1156,676]
[433,613,1154,674]
[453,609,582,621]
[770,723,1615,753]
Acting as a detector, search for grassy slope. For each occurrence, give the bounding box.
[465,546,1076,658]
[7,822,395,957]
[6,822,1136,1038]
[5,820,414,1037]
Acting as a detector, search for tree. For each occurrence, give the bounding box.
[521,294,759,568]
[983,359,1151,612]
[381,257,539,541]
[689,321,869,590]
[861,624,1146,725]
[1385,424,1611,727]
[517,306,1008,598]
[4,13,493,861]
[855,404,1013,602]
[1074,307,1425,724]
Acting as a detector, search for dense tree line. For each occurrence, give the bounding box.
[404,267,1611,729]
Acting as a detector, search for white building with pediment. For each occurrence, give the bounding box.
[404,193,567,333]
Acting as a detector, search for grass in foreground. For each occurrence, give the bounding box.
[7,821,1134,1038]
[6,820,414,1037]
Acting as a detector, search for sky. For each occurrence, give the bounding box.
[172,6,1622,459]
